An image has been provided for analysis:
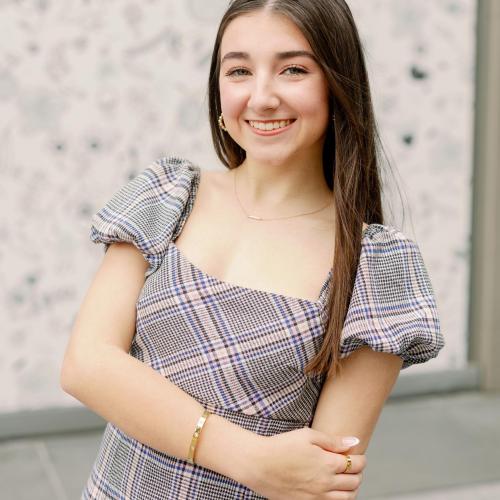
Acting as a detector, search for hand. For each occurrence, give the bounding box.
[246,427,366,499]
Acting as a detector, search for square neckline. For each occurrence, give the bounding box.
[169,239,333,307]
[169,163,371,308]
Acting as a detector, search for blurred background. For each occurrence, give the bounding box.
[0,0,498,498]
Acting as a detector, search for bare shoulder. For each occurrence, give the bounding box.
[200,167,232,190]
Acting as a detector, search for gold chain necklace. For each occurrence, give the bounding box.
[233,167,334,221]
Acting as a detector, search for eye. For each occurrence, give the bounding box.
[224,65,308,78]
[225,67,250,78]
[283,65,308,76]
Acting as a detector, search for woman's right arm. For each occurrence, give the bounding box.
[60,241,262,485]
[61,241,365,498]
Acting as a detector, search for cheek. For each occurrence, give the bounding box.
[293,81,329,119]
[219,81,247,119]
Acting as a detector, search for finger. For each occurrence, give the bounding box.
[324,488,360,499]
[331,472,363,492]
[309,429,361,454]
[332,453,366,474]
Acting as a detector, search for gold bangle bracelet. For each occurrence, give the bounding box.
[187,409,211,465]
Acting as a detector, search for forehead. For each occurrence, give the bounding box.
[220,10,312,55]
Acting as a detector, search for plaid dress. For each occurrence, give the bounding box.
[83,155,444,499]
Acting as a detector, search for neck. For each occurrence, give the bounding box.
[235,151,333,212]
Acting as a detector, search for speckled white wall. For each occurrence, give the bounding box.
[0,0,475,412]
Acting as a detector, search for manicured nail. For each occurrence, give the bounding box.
[342,436,360,447]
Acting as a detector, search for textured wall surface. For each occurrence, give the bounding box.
[0,0,476,412]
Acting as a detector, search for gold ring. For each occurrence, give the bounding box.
[342,454,352,473]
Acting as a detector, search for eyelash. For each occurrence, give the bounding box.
[224,65,308,78]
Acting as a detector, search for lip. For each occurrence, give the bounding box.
[246,119,296,136]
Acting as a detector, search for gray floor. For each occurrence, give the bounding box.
[1,390,499,499]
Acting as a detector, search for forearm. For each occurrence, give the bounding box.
[61,345,263,485]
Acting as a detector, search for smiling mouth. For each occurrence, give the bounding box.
[246,119,296,131]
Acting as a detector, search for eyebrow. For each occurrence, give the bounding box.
[220,50,318,65]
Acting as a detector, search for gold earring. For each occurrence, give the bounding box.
[218,113,228,132]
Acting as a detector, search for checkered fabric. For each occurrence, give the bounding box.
[84,155,444,499]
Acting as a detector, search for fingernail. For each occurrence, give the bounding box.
[342,436,360,447]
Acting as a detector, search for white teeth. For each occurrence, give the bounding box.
[249,119,293,131]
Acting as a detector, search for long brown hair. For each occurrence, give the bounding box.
[207,0,390,380]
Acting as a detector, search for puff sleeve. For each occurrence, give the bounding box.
[340,224,445,369]
[89,155,200,278]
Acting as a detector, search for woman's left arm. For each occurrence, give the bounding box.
[310,345,403,455]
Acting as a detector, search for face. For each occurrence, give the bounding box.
[218,10,330,167]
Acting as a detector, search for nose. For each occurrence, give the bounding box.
[246,74,280,113]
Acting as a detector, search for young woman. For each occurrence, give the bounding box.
[61,1,444,498]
